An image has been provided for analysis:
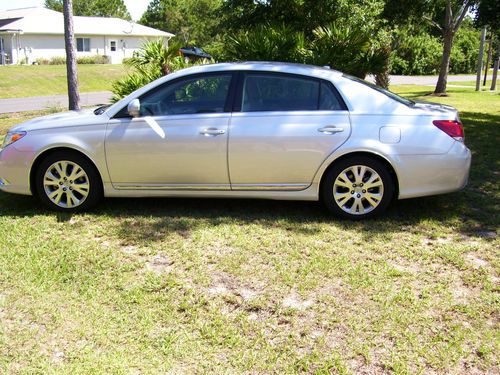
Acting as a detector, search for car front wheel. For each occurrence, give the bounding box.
[35,151,102,212]
[321,156,394,220]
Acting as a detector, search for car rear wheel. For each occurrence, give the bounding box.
[321,156,394,220]
[35,151,102,212]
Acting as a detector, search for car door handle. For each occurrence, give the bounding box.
[318,126,344,134]
[200,128,226,136]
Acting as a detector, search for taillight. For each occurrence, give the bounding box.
[432,119,464,142]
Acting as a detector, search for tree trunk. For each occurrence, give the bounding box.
[491,40,499,91]
[475,27,487,91]
[63,0,80,110]
[161,64,171,76]
[434,28,454,95]
[375,70,390,89]
[375,45,391,89]
[434,1,455,96]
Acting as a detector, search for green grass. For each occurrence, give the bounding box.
[0,86,499,374]
[446,80,494,88]
[0,65,128,99]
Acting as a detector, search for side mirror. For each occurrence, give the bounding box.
[127,99,141,118]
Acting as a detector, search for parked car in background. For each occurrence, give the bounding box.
[0,62,471,219]
[179,46,212,61]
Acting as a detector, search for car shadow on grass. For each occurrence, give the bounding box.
[0,111,497,243]
[0,191,496,243]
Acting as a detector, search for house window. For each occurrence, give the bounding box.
[110,41,117,52]
[76,38,90,52]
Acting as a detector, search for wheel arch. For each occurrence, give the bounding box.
[29,147,104,196]
[318,151,400,199]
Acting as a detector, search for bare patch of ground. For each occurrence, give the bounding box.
[145,254,174,274]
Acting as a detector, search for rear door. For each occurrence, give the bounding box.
[228,72,351,191]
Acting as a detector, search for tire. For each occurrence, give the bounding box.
[321,156,394,220]
[35,151,102,212]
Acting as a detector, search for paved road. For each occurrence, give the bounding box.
[366,74,478,85]
[0,91,112,114]
[388,74,477,85]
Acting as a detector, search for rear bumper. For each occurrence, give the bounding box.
[397,141,471,199]
[0,146,33,196]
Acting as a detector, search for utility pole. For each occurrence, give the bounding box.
[491,41,499,91]
[483,34,493,86]
[475,27,487,91]
[63,0,80,110]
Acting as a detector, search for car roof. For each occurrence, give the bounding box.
[171,61,343,79]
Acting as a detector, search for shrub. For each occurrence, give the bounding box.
[35,58,50,65]
[49,56,67,65]
[77,55,111,64]
[220,23,390,79]
[122,57,133,65]
[111,67,161,102]
[35,55,112,65]
[390,28,442,75]
[450,23,480,74]
[309,24,390,78]
[222,24,309,63]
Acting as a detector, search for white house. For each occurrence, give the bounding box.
[0,7,174,65]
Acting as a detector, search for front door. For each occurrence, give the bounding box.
[109,40,120,63]
[105,73,235,190]
[228,72,351,190]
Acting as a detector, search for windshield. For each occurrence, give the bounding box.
[94,104,112,115]
[343,74,415,106]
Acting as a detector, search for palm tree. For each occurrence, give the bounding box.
[311,24,389,79]
[111,38,210,101]
[127,39,187,76]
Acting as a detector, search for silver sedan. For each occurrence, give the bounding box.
[0,62,471,219]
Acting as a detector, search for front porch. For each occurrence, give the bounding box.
[0,31,21,65]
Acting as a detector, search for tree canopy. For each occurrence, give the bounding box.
[220,0,385,36]
[475,0,500,33]
[44,0,131,20]
[139,0,222,46]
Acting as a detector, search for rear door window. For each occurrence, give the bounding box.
[241,73,346,112]
[242,73,319,112]
[319,82,345,110]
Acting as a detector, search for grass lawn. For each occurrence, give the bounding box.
[0,64,128,99]
[445,80,494,88]
[0,86,498,374]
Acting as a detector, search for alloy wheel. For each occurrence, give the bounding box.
[333,165,384,215]
[43,160,90,209]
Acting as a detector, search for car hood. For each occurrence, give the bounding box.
[9,108,109,132]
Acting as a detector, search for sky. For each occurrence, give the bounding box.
[0,0,151,20]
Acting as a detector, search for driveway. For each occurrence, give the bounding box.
[0,91,112,114]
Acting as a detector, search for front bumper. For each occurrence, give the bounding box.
[397,141,471,199]
[0,146,33,196]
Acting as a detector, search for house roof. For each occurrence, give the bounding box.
[0,7,174,37]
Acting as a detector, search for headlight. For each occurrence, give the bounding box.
[1,131,27,149]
